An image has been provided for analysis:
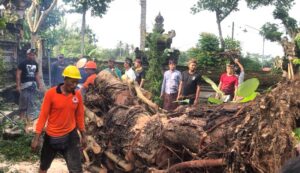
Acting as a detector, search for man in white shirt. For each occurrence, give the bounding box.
[124,58,136,81]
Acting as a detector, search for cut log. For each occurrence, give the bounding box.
[167,159,226,173]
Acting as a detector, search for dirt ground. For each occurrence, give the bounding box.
[0,159,69,173]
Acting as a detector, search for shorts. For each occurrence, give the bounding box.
[19,87,36,118]
[40,129,83,172]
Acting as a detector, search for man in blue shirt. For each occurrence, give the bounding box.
[51,54,67,86]
[160,59,181,111]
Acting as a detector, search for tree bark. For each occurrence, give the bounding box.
[216,12,225,50]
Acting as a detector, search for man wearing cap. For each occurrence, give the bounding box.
[124,58,136,81]
[134,58,145,87]
[177,58,201,106]
[218,64,238,101]
[160,59,181,111]
[104,58,122,79]
[51,54,67,86]
[16,48,43,121]
[31,65,86,173]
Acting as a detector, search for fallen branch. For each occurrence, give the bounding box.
[167,158,226,173]
[134,82,159,111]
[104,151,134,172]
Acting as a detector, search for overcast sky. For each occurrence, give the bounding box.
[63,0,300,57]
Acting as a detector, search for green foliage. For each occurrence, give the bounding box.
[240,53,262,71]
[191,0,240,22]
[202,75,224,95]
[246,0,294,9]
[224,37,241,51]
[240,92,259,103]
[188,33,224,69]
[174,99,190,104]
[0,121,38,162]
[197,33,220,52]
[0,18,7,29]
[0,134,39,162]
[51,25,97,57]
[145,31,165,104]
[178,51,189,65]
[260,23,282,42]
[208,97,223,104]
[237,78,260,97]
[203,76,260,104]
[293,128,300,142]
[40,5,65,31]
[63,0,112,17]
[293,58,300,65]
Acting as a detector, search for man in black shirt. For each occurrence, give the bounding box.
[16,48,43,121]
[177,58,201,106]
[134,58,145,87]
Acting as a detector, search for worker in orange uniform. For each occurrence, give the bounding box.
[82,61,97,90]
[31,65,86,173]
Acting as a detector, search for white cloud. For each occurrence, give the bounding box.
[64,0,300,57]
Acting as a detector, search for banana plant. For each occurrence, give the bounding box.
[202,75,260,104]
[202,75,224,104]
[236,78,260,103]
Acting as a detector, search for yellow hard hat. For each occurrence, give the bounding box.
[62,65,82,79]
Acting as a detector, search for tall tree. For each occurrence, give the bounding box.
[25,0,58,85]
[191,0,239,50]
[140,0,146,51]
[63,0,112,55]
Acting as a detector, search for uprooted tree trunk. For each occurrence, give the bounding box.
[84,70,300,173]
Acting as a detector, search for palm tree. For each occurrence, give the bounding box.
[140,0,146,51]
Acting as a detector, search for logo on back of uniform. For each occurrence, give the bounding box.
[72,96,79,103]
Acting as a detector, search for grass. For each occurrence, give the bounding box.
[0,121,39,162]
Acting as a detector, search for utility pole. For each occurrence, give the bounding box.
[232,21,234,39]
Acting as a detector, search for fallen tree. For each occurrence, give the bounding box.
[83,70,300,173]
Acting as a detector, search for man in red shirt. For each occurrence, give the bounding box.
[31,65,86,173]
[218,64,238,101]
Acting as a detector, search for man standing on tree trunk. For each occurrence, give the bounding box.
[31,65,87,173]
[160,59,181,111]
[177,58,201,106]
[16,48,43,121]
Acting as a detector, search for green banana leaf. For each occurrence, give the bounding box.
[208,97,223,104]
[293,128,300,142]
[88,48,98,57]
[293,58,300,65]
[240,92,259,103]
[173,99,190,104]
[237,78,259,97]
[202,75,224,95]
